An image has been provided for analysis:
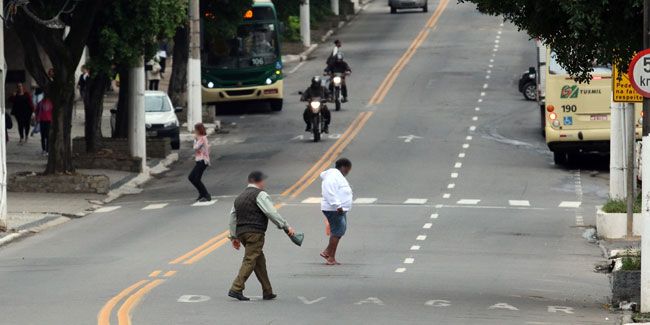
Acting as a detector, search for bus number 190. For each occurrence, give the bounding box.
[562,105,577,113]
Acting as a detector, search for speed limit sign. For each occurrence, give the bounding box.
[629,48,650,98]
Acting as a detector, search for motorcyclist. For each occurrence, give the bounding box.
[301,76,331,133]
[324,53,351,103]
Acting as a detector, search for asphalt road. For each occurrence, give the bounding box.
[0,1,615,324]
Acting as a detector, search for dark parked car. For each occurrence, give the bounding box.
[518,67,537,101]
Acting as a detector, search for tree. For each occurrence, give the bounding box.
[85,0,187,141]
[12,0,105,173]
[458,0,643,82]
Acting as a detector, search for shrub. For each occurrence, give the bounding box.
[602,195,641,214]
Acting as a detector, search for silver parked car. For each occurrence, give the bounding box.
[389,0,428,13]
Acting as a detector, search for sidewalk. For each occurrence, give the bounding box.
[1,90,183,245]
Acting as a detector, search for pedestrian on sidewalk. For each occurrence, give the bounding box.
[35,97,53,156]
[228,171,296,301]
[320,158,353,265]
[189,123,211,202]
[9,83,34,144]
[157,41,168,77]
[5,112,12,142]
[77,66,90,100]
[146,57,162,90]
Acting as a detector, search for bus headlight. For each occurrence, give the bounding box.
[207,82,214,88]
[333,76,342,86]
[310,101,321,113]
[266,78,273,85]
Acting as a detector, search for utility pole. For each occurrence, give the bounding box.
[641,0,650,313]
[300,0,311,47]
[331,0,339,16]
[610,101,625,200]
[128,57,146,172]
[0,3,6,231]
[625,102,636,238]
[187,0,202,132]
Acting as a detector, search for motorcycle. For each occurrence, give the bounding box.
[300,93,328,142]
[328,72,347,111]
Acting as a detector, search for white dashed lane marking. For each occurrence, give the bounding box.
[95,206,121,213]
[395,268,406,273]
[410,245,420,251]
[508,200,530,207]
[353,198,378,204]
[457,199,481,205]
[404,198,428,205]
[423,223,433,229]
[451,173,458,178]
[430,214,439,219]
[142,203,169,210]
[192,200,217,207]
[404,258,415,264]
[416,235,427,241]
[559,201,581,208]
[302,197,322,204]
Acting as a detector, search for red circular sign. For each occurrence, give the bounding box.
[628,48,650,98]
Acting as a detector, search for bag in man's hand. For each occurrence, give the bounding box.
[5,113,12,129]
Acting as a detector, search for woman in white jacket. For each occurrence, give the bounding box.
[319,158,353,265]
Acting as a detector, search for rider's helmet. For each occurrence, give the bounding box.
[310,76,321,90]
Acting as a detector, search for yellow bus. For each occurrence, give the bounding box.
[543,50,642,165]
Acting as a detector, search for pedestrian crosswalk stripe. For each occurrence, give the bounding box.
[95,206,121,213]
[559,201,581,208]
[354,198,377,204]
[192,200,217,207]
[457,199,480,205]
[301,197,322,204]
[404,198,428,204]
[508,200,530,207]
[142,203,169,210]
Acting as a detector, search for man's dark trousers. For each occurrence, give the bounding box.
[230,232,272,295]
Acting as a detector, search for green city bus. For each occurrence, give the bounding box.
[201,0,284,111]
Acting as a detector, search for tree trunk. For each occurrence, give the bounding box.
[45,78,76,174]
[84,73,109,152]
[168,25,189,113]
[114,65,130,139]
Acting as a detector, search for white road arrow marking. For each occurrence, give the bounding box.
[547,306,574,314]
[355,297,385,306]
[298,296,326,305]
[425,300,451,307]
[177,295,211,303]
[399,135,422,143]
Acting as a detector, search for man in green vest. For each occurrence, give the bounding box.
[228,171,295,301]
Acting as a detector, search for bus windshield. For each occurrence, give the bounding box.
[549,52,611,76]
[204,23,278,69]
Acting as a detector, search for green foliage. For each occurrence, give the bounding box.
[88,0,188,73]
[458,0,643,83]
[273,0,337,38]
[285,16,301,42]
[602,195,641,213]
[622,256,641,270]
[202,0,254,43]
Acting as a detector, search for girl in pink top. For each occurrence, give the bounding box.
[35,97,53,155]
[189,123,211,202]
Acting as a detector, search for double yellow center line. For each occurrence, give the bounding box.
[98,1,448,323]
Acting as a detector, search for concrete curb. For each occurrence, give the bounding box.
[0,215,70,248]
[103,152,179,204]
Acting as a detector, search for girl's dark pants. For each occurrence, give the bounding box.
[188,160,210,198]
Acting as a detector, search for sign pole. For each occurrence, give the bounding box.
[640,0,650,310]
